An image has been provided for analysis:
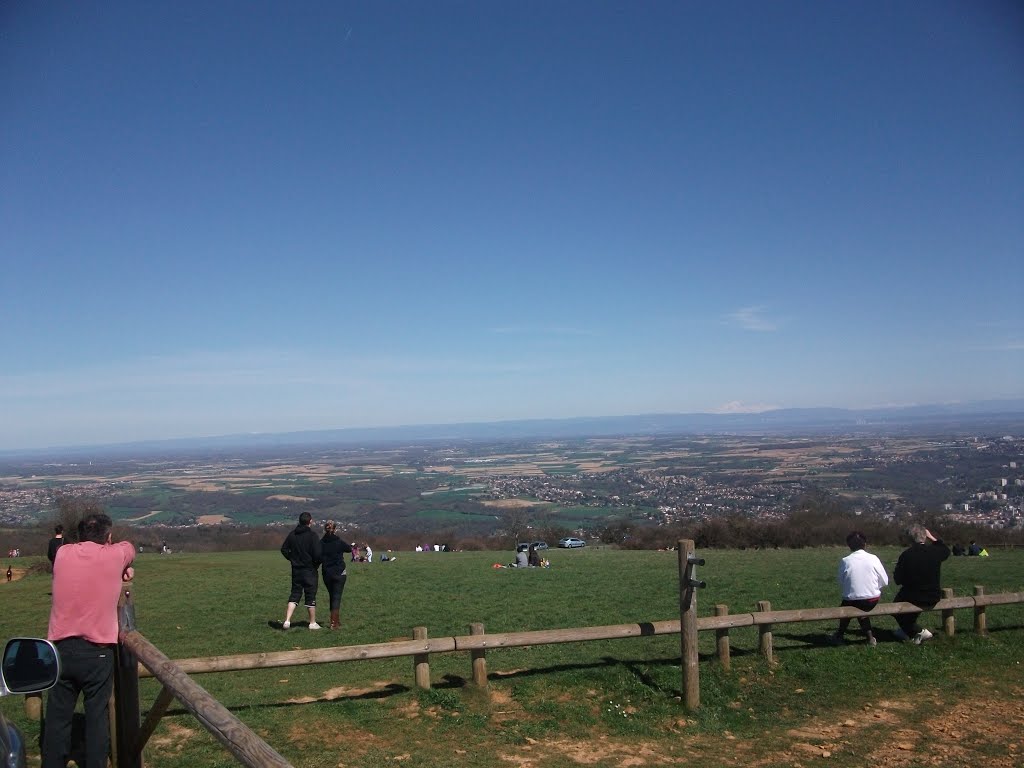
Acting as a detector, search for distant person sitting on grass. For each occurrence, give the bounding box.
[513,544,529,568]
[528,544,540,567]
[829,531,888,647]
[280,511,322,630]
[967,541,982,556]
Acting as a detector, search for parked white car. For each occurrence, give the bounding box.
[558,537,586,548]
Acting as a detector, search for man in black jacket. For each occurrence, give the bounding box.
[280,511,323,630]
[47,524,65,569]
[893,525,950,644]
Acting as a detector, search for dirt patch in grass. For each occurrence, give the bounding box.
[285,681,395,704]
[287,717,381,752]
[749,687,1024,767]
[501,737,680,766]
[864,689,1023,768]
[148,722,198,755]
[476,687,1023,767]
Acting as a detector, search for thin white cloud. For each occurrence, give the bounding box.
[714,401,778,414]
[978,340,1024,352]
[725,305,778,332]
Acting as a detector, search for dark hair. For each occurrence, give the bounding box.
[78,514,113,545]
[846,531,866,551]
[298,511,313,526]
[54,524,63,534]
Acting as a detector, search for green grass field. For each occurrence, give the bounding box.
[3,546,1022,767]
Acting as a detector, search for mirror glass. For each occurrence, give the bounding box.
[2,638,60,694]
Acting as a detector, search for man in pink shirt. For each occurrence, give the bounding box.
[43,513,134,768]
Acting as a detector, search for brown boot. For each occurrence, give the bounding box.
[330,609,340,629]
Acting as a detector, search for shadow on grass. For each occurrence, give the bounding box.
[773,628,906,648]
[266,619,325,631]
[160,682,411,717]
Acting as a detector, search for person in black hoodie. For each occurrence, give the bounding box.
[892,525,950,644]
[320,521,353,630]
[280,511,323,630]
[47,524,65,569]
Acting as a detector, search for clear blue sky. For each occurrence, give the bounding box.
[2,1,1022,450]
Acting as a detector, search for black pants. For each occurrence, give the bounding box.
[837,597,879,633]
[894,593,936,636]
[288,566,318,606]
[323,571,348,611]
[43,637,115,768]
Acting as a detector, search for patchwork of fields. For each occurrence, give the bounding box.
[1,434,1020,537]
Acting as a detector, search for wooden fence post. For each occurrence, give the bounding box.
[470,623,488,688]
[678,540,699,711]
[973,586,987,636]
[119,631,294,768]
[136,686,176,756]
[413,627,431,690]
[114,583,143,768]
[715,605,730,672]
[757,600,774,666]
[23,692,42,719]
[941,588,955,638]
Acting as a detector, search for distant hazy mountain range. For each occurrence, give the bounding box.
[9,399,1024,458]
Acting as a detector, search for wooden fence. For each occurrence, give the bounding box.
[31,541,1019,768]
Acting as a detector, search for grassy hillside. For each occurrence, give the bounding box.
[2,546,1022,767]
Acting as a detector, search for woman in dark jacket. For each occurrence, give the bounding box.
[320,522,353,630]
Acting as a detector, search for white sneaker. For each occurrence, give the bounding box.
[282,621,290,630]
[893,629,910,642]
[308,622,322,630]
[913,628,933,645]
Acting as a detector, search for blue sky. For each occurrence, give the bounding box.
[2,1,1022,450]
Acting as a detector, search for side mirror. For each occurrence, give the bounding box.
[1,638,61,695]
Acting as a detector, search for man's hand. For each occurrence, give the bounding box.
[924,529,937,542]
[122,566,135,582]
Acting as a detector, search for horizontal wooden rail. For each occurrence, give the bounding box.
[120,630,293,768]
[453,621,677,651]
[139,636,456,678]
[140,591,1024,678]
[975,591,1024,606]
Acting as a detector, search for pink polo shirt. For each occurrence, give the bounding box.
[48,540,135,645]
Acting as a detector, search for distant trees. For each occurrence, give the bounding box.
[53,497,115,543]
[501,508,533,546]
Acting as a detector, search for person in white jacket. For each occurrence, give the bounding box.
[829,531,889,646]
